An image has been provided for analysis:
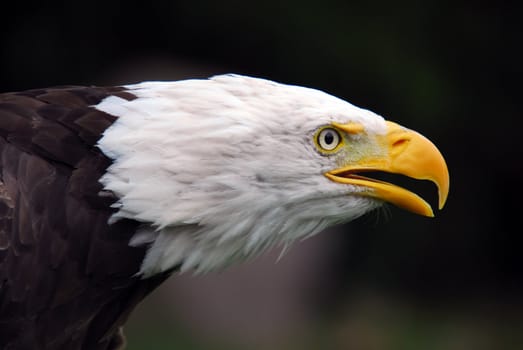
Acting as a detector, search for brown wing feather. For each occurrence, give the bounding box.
[0,87,172,350]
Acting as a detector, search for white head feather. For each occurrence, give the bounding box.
[95,74,387,275]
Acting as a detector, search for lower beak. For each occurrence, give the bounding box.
[325,121,449,217]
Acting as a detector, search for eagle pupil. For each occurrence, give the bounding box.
[325,132,334,144]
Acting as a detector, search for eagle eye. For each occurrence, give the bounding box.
[316,127,342,152]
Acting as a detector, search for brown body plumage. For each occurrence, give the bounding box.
[0,87,172,349]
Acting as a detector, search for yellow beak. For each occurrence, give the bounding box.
[325,121,449,217]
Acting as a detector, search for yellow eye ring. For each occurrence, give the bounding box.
[314,127,343,154]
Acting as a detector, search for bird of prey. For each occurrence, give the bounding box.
[0,74,449,349]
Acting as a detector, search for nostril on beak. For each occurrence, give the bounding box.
[392,138,409,148]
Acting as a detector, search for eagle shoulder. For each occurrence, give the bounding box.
[0,86,167,349]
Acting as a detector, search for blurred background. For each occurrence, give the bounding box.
[1,1,522,349]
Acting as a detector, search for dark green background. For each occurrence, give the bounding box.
[1,1,521,349]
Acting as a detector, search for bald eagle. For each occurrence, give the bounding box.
[0,75,449,349]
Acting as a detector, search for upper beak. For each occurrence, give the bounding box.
[325,121,449,217]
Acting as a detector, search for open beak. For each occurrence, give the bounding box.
[325,121,449,217]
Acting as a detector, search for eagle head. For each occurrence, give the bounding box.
[95,74,449,275]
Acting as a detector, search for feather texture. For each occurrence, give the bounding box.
[0,86,171,349]
[96,75,386,274]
